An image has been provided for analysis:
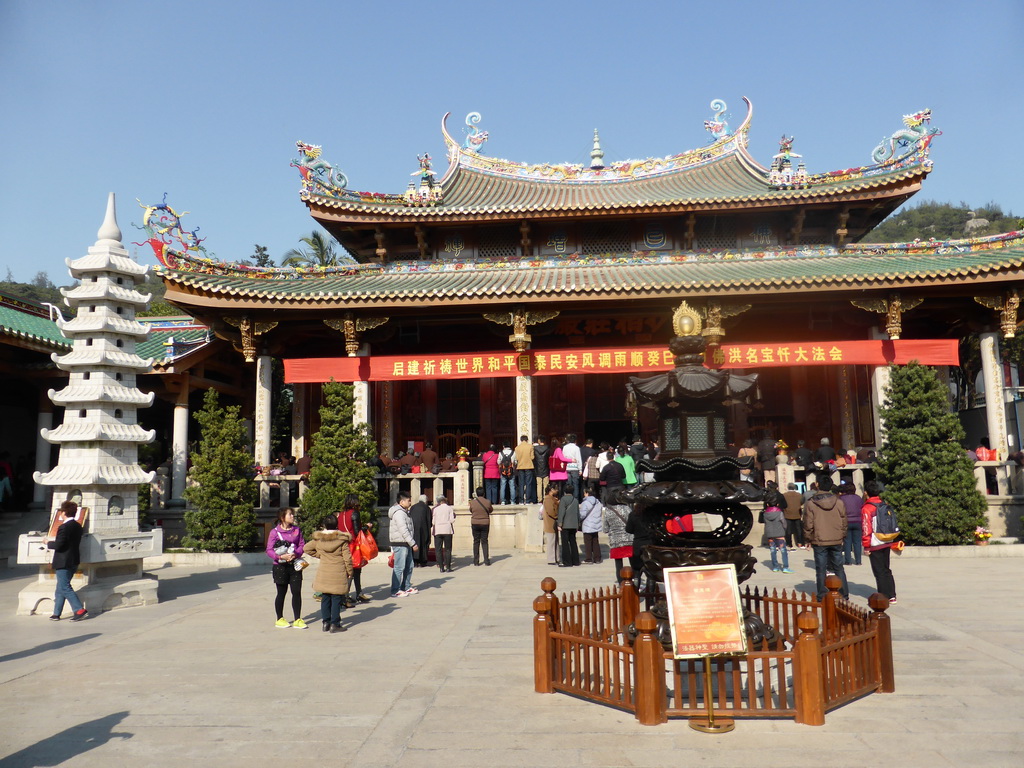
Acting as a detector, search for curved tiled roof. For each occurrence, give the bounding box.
[158,234,1024,306]
[0,296,71,351]
[300,100,934,219]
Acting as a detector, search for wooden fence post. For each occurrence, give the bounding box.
[793,610,826,726]
[632,611,668,725]
[868,593,895,693]
[619,566,639,629]
[539,576,559,632]
[533,594,555,694]
[822,574,842,638]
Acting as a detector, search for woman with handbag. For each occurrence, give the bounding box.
[339,494,372,605]
[266,508,307,629]
[548,439,569,494]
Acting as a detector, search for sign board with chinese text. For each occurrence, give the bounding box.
[284,339,958,383]
[664,565,747,660]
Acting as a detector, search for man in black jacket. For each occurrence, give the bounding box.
[409,495,432,567]
[46,500,87,621]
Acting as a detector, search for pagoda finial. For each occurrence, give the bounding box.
[590,129,605,169]
[96,192,122,245]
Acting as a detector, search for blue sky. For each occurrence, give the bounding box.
[1,0,1021,285]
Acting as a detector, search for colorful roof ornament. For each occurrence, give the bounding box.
[134,194,212,267]
[292,140,349,197]
[768,135,809,189]
[703,99,731,141]
[871,109,941,165]
[403,153,443,207]
[462,112,488,153]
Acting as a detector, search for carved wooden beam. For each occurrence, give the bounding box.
[223,316,278,362]
[700,301,751,347]
[975,290,1020,339]
[850,293,922,340]
[519,221,532,257]
[790,207,806,245]
[324,314,389,356]
[483,307,559,352]
[836,206,851,247]
[374,226,387,262]
[414,226,428,259]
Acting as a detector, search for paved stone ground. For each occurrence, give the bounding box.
[0,547,1022,767]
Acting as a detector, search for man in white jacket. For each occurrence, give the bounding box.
[388,492,418,597]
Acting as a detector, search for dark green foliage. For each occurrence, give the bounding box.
[238,244,275,268]
[874,362,987,545]
[183,389,258,551]
[0,278,66,307]
[298,381,378,540]
[867,200,1021,243]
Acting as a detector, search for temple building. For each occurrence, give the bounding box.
[151,99,1023,531]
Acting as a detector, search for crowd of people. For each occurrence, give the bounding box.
[765,477,900,604]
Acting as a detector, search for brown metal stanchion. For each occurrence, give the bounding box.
[689,656,735,733]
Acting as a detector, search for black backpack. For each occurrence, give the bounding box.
[874,502,899,541]
[498,451,514,478]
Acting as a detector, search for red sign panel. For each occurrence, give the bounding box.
[283,339,958,383]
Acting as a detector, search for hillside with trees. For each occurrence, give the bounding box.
[865,201,1021,243]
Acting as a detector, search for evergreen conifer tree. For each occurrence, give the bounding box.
[874,362,987,545]
[182,389,258,551]
[298,380,378,540]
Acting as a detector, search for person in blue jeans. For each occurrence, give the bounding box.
[388,492,419,597]
[46,500,88,621]
[802,477,849,601]
[762,490,793,573]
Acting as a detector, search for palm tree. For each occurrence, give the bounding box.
[281,231,348,268]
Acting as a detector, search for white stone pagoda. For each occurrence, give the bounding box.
[17,194,163,614]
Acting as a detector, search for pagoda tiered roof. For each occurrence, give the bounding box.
[157,232,1024,309]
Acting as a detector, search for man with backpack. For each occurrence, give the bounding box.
[497,443,517,505]
[861,480,899,603]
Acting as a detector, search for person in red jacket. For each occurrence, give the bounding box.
[861,480,898,603]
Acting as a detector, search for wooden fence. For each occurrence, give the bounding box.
[533,570,894,726]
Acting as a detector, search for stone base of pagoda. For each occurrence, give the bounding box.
[16,557,161,616]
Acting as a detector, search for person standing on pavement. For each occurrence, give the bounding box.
[533,436,550,505]
[514,435,536,504]
[557,489,581,567]
[267,507,308,629]
[548,439,569,494]
[838,482,864,566]
[782,482,806,550]
[388,492,418,597]
[431,494,456,572]
[409,494,431,567]
[469,487,493,565]
[762,490,792,573]
[542,484,560,565]
[578,485,603,564]
[861,480,898,603]
[339,495,371,605]
[802,477,849,601]
[304,513,354,633]
[561,434,582,500]
[46,500,87,621]
[481,444,500,504]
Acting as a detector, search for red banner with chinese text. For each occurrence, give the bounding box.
[283,339,958,383]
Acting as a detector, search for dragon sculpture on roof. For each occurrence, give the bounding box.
[871,109,941,165]
[462,112,489,153]
[292,141,349,196]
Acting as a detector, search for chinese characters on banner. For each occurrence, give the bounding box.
[664,565,747,659]
[283,339,958,383]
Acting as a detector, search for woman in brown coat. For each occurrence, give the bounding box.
[304,514,354,633]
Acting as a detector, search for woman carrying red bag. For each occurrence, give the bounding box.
[339,494,373,605]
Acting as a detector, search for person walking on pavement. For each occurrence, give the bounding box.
[542,484,560,565]
[46,500,88,621]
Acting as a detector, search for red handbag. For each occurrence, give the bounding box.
[387,552,395,568]
[357,530,379,561]
[350,541,367,569]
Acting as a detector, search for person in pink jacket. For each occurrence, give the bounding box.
[548,439,569,493]
[481,444,500,504]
